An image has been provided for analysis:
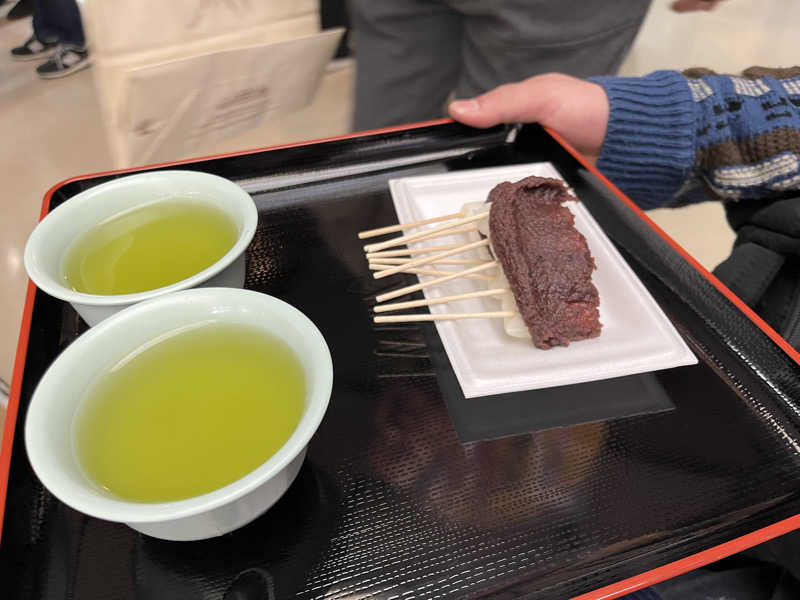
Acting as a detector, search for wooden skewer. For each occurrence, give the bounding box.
[370,257,489,266]
[366,243,470,259]
[364,211,489,253]
[412,224,478,243]
[358,212,462,239]
[376,261,498,303]
[374,311,515,323]
[368,264,493,280]
[374,288,511,313]
[374,238,491,279]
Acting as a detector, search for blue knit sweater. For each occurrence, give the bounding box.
[589,69,800,209]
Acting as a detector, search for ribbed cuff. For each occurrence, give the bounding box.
[588,71,696,209]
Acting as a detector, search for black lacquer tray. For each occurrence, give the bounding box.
[4,122,800,600]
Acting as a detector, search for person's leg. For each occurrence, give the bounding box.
[31,0,60,43]
[451,0,652,98]
[37,0,85,48]
[10,0,59,60]
[31,0,88,77]
[348,0,462,130]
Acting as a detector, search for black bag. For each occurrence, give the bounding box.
[714,196,800,349]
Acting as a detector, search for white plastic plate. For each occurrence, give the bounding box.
[388,163,697,398]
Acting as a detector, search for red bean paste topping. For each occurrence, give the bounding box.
[488,176,601,349]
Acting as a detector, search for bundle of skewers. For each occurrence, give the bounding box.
[359,202,520,327]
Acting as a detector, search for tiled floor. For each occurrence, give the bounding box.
[1,0,797,421]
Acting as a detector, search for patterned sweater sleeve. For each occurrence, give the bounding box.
[588,67,800,209]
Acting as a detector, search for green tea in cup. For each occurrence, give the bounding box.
[62,200,238,295]
[72,321,305,503]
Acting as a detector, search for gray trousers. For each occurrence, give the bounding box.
[349,0,652,130]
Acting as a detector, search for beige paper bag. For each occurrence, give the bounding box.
[92,14,321,166]
[113,29,343,167]
[85,0,319,58]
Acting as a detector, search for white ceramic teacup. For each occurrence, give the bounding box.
[24,170,258,326]
[25,288,333,541]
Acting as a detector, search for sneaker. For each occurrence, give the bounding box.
[10,35,57,61]
[7,0,33,20]
[36,46,90,79]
